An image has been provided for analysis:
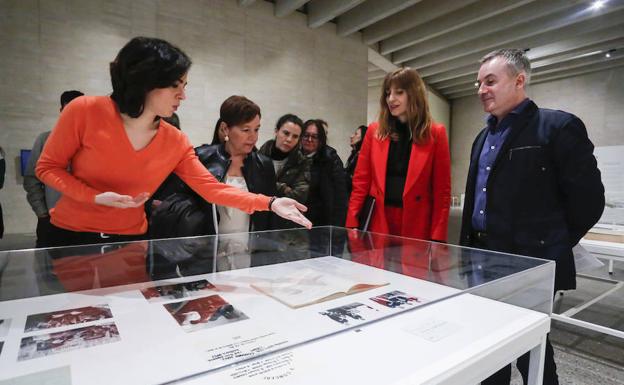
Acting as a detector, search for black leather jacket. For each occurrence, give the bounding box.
[196,144,277,232]
[149,144,277,238]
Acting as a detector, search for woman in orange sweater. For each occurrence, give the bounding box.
[36,37,310,247]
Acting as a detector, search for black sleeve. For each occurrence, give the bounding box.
[258,156,280,231]
[553,116,605,245]
[330,153,348,227]
[459,132,485,245]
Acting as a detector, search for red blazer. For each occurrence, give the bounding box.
[346,121,451,241]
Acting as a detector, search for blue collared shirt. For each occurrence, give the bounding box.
[471,98,531,231]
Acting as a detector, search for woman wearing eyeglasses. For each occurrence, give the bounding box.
[346,67,451,241]
[301,119,348,227]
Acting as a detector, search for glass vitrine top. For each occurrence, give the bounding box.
[0,227,554,384]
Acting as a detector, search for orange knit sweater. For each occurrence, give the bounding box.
[36,96,270,234]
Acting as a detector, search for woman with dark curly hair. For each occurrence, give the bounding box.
[36,37,310,247]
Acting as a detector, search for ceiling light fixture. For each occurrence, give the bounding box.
[590,0,607,10]
[605,49,616,58]
[474,82,479,87]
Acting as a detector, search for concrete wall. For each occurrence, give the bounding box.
[450,66,624,197]
[0,0,368,235]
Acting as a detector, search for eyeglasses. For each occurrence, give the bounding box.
[303,134,319,141]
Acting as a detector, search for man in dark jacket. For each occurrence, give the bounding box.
[460,49,604,385]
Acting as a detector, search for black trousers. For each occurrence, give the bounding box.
[472,234,560,385]
[35,216,53,249]
[41,222,145,249]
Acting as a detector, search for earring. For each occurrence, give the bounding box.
[225,135,229,142]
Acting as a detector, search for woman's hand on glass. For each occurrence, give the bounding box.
[95,192,150,208]
[271,197,312,229]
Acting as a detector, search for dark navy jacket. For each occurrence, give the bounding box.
[460,100,605,291]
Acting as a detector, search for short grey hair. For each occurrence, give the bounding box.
[480,48,531,85]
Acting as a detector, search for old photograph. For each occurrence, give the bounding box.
[24,305,113,333]
[319,302,380,326]
[164,295,248,332]
[141,279,215,303]
[18,322,121,361]
[370,290,424,309]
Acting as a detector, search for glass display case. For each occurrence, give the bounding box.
[0,227,555,384]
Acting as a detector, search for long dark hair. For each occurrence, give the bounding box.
[354,125,367,152]
[110,37,191,118]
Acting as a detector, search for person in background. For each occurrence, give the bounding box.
[345,125,368,196]
[163,112,180,129]
[144,111,180,220]
[301,119,347,227]
[346,67,451,242]
[210,118,225,145]
[460,48,604,385]
[205,96,277,232]
[23,90,84,248]
[258,114,311,206]
[36,36,310,249]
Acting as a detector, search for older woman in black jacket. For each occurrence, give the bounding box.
[301,119,348,227]
[149,96,278,239]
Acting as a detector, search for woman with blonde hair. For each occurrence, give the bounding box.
[346,67,450,241]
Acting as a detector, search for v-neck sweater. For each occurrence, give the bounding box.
[36,96,270,234]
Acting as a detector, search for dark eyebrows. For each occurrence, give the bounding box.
[477,74,496,83]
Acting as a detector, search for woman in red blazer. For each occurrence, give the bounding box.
[346,67,451,242]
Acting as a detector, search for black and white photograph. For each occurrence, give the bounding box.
[141,279,215,303]
[164,294,248,332]
[370,290,424,309]
[319,302,380,326]
[24,305,113,333]
[0,318,10,338]
[18,322,121,361]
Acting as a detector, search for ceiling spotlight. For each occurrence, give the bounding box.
[474,82,479,87]
[590,0,607,10]
[606,49,616,58]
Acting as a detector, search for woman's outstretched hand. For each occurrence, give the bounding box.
[270,197,312,229]
[95,192,150,208]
